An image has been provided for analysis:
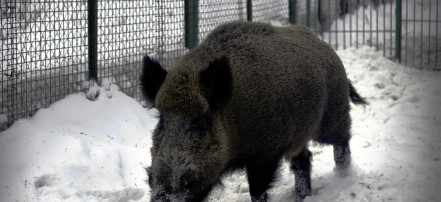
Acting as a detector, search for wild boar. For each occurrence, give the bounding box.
[140,21,367,202]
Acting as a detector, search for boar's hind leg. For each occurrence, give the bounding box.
[290,147,312,201]
[333,140,351,169]
[317,132,351,169]
[246,158,280,202]
[317,112,352,169]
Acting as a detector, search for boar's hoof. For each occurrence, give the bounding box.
[334,144,351,169]
[251,192,268,202]
[295,194,306,202]
[295,184,311,201]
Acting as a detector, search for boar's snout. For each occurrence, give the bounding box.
[150,157,207,202]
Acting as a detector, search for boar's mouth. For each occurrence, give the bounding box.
[150,187,210,202]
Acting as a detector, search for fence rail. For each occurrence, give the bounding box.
[1,0,440,130]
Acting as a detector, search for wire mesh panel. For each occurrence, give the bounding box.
[96,1,190,103]
[198,0,289,46]
[199,0,246,42]
[401,0,440,69]
[97,1,158,101]
[1,0,89,130]
[157,1,188,69]
[253,0,288,24]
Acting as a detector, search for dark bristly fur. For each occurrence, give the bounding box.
[140,21,367,202]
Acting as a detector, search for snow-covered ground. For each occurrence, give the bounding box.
[1,47,441,202]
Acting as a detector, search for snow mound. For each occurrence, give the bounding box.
[0,83,157,201]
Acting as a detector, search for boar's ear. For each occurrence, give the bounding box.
[140,55,167,106]
[199,56,232,109]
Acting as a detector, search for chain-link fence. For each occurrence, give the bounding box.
[1,0,440,131]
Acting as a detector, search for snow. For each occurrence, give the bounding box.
[1,47,441,201]
[0,84,156,201]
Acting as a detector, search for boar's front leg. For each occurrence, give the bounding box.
[246,158,281,202]
[290,147,312,201]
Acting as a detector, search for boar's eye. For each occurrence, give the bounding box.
[188,113,211,133]
[188,115,203,132]
[181,170,199,190]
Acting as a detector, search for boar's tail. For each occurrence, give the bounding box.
[349,82,369,105]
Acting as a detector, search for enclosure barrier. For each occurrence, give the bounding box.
[185,0,199,49]
[247,0,253,21]
[88,0,98,81]
[1,0,439,131]
[395,0,401,63]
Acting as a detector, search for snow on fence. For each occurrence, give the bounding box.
[1,0,440,131]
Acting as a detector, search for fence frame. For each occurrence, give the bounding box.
[289,0,297,24]
[88,0,98,81]
[395,0,402,63]
[247,0,253,21]
[185,0,199,49]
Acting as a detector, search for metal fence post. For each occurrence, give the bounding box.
[306,0,311,27]
[185,0,199,49]
[395,0,402,62]
[87,0,98,81]
[247,0,253,21]
[289,0,297,24]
